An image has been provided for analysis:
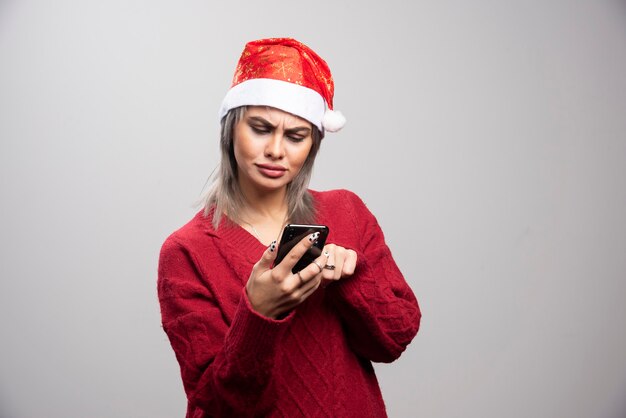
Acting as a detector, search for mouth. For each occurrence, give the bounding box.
[256,163,287,178]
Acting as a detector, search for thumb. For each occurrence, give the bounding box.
[254,240,278,273]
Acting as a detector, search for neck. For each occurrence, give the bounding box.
[238,181,289,224]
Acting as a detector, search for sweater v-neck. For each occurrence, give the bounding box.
[198,190,325,264]
[199,209,268,264]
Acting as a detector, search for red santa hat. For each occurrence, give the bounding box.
[218,38,346,133]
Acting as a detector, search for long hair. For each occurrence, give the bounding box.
[203,106,323,229]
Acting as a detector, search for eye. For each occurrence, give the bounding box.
[250,125,270,135]
[287,135,306,143]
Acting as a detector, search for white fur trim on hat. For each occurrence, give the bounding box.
[218,78,326,131]
[322,109,346,132]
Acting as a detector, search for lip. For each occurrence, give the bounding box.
[256,163,287,178]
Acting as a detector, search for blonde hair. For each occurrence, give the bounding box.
[203,106,322,229]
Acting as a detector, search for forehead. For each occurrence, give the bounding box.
[245,106,311,128]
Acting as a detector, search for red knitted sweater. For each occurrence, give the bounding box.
[158,189,421,417]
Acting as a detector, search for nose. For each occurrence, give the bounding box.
[264,132,285,160]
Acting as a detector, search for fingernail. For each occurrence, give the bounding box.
[269,241,276,252]
[309,232,320,242]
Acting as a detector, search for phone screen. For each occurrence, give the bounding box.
[273,224,329,273]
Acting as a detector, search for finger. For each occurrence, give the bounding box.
[342,249,358,276]
[322,247,336,280]
[252,240,278,274]
[273,231,320,276]
[295,272,322,302]
[276,275,321,313]
[311,250,329,276]
[299,270,322,293]
[333,248,344,280]
[291,259,323,288]
[288,246,327,289]
[300,275,322,299]
[277,269,321,310]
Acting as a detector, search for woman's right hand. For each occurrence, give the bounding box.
[245,232,327,319]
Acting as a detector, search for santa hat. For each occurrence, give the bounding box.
[218,38,346,133]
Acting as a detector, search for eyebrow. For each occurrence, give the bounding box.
[247,116,311,135]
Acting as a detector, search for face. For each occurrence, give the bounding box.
[233,106,314,195]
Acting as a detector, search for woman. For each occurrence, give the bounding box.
[158,38,421,418]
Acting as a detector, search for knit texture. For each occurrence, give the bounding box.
[158,189,421,418]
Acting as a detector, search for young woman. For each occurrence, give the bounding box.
[158,38,421,418]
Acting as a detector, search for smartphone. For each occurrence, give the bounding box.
[273,224,329,273]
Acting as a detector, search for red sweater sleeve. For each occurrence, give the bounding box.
[327,191,421,363]
[158,237,291,417]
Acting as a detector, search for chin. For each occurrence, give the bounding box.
[252,177,290,192]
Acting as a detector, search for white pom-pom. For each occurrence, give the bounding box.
[322,109,346,132]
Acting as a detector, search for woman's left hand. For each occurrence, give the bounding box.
[321,244,358,283]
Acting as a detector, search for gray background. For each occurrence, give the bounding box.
[1,1,625,417]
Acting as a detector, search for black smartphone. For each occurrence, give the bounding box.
[273,224,329,273]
